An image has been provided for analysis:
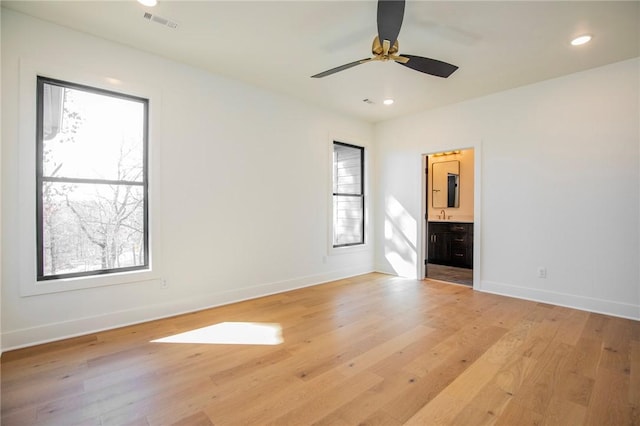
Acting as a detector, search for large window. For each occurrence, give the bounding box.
[36,77,149,281]
[332,141,364,247]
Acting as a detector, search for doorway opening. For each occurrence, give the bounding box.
[422,148,476,287]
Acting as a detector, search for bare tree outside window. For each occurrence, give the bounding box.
[37,77,149,280]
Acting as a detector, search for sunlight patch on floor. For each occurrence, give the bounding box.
[151,322,283,345]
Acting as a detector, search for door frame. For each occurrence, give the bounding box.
[419,142,482,289]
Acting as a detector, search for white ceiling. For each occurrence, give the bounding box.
[4,1,639,123]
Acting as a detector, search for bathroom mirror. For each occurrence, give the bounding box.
[432,160,460,208]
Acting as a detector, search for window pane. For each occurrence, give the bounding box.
[41,182,145,276]
[42,83,145,182]
[37,77,148,281]
[333,195,363,246]
[333,144,362,194]
[333,142,364,247]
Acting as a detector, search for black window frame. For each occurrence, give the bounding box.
[36,76,150,281]
[332,141,365,248]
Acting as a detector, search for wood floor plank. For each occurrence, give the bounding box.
[368,326,455,379]
[333,325,435,377]
[404,313,535,425]
[550,308,590,346]
[495,399,543,426]
[312,370,418,426]
[476,295,534,329]
[564,336,603,379]
[356,409,404,426]
[511,341,574,415]
[542,398,587,426]
[584,365,634,425]
[2,273,639,426]
[630,340,640,406]
[381,325,508,423]
[449,382,514,426]
[600,315,634,375]
[203,371,346,425]
[264,371,383,426]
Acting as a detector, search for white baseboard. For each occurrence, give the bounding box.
[373,266,398,276]
[2,265,374,351]
[479,280,640,321]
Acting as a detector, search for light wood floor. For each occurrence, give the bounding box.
[426,263,474,286]
[2,273,639,425]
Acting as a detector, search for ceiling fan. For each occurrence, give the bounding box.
[311,0,458,79]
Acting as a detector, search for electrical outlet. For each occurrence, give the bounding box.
[161,279,168,289]
[537,267,547,279]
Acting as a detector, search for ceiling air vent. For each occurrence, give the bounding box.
[143,12,178,29]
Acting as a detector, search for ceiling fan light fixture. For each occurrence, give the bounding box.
[383,99,394,106]
[138,0,158,7]
[571,34,592,46]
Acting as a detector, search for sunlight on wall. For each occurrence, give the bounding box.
[384,195,418,278]
[151,322,283,345]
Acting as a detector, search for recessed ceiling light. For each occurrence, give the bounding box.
[138,0,157,7]
[383,99,394,106]
[571,35,592,46]
[105,77,122,85]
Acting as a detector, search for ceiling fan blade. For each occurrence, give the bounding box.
[397,54,458,78]
[377,0,405,47]
[311,58,372,78]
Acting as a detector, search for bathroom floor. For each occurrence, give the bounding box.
[426,263,473,286]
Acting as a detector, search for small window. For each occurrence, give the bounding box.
[332,142,364,247]
[36,77,149,281]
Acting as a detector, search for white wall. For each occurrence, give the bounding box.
[375,58,640,319]
[1,10,375,349]
[2,10,638,352]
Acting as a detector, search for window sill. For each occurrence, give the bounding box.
[21,268,160,297]
[328,242,370,256]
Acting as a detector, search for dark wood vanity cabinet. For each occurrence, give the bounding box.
[428,222,474,269]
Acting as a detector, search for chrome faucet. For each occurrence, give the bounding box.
[440,209,446,220]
